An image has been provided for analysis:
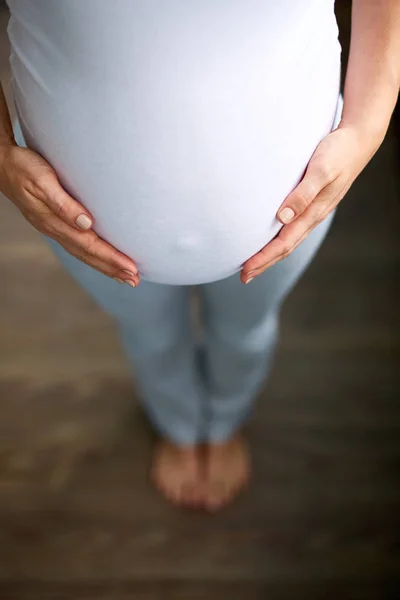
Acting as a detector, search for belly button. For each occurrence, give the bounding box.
[174,235,201,252]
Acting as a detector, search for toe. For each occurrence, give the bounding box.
[182,481,205,509]
[191,482,206,509]
[205,480,226,512]
[169,484,183,506]
[180,481,195,506]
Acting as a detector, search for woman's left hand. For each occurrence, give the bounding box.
[240,122,385,284]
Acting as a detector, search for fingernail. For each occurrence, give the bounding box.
[279,207,295,224]
[126,280,136,288]
[245,277,255,284]
[76,214,92,230]
[114,277,125,284]
[123,268,138,277]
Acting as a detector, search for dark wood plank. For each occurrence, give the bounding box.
[0,581,398,600]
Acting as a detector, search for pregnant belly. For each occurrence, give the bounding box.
[13,55,342,285]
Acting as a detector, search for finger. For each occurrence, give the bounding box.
[241,235,295,283]
[44,215,139,277]
[73,229,139,277]
[63,239,140,286]
[277,158,339,225]
[242,204,325,281]
[241,224,314,283]
[242,182,347,282]
[29,171,94,232]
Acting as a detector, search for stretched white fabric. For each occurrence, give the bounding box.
[7,0,342,284]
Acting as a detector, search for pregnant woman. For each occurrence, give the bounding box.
[0,1,399,510]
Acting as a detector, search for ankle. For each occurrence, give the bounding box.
[207,431,246,449]
[157,438,200,455]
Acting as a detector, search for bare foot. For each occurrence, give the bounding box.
[151,440,205,509]
[204,434,251,512]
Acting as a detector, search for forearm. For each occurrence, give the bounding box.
[340,0,400,141]
[0,83,16,148]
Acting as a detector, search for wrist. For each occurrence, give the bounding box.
[339,82,398,147]
[0,135,18,151]
[0,139,17,188]
[0,136,18,160]
[337,111,390,151]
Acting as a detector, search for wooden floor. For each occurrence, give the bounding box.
[0,5,399,600]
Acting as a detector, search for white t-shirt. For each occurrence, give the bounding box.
[7,0,342,284]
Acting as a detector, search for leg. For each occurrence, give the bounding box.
[199,211,336,510]
[44,236,207,506]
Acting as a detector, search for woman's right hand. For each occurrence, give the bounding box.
[0,143,140,286]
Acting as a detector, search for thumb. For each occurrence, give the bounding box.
[277,140,340,225]
[41,172,94,231]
